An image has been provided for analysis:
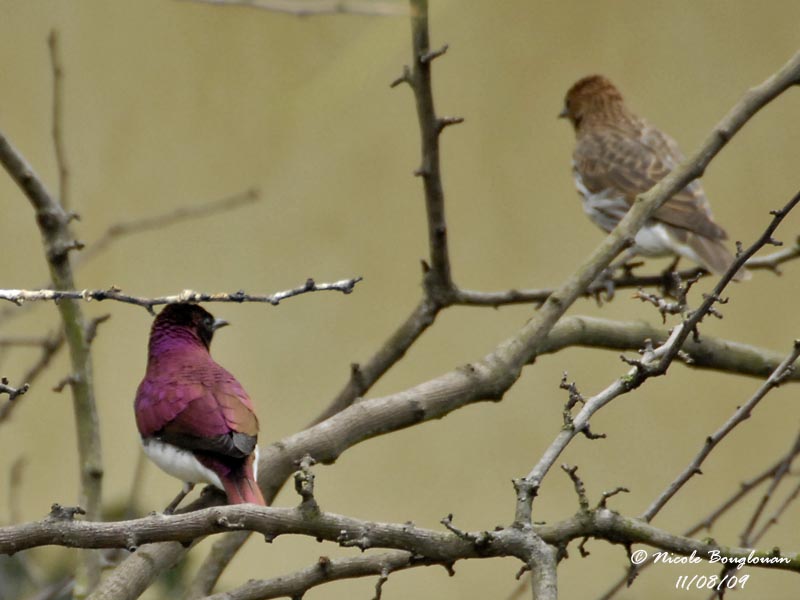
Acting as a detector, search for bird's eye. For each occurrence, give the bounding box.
[204,316,214,329]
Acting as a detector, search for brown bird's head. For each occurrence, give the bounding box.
[152,303,229,350]
[559,75,627,132]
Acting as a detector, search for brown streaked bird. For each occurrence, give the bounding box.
[559,75,748,280]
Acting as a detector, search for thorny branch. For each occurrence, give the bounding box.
[0,331,64,424]
[0,277,363,315]
[82,37,800,600]
[599,428,800,599]
[0,504,797,577]
[515,189,800,528]
[203,552,431,600]
[642,340,800,522]
[0,124,104,591]
[0,378,29,401]
[0,188,261,327]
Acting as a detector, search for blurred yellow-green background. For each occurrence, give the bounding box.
[1,1,799,599]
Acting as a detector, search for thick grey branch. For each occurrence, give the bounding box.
[1,506,797,577]
[540,316,800,381]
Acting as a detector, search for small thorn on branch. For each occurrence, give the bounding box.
[53,373,79,393]
[419,43,448,64]
[390,65,412,88]
[413,165,431,177]
[597,486,630,509]
[436,116,464,133]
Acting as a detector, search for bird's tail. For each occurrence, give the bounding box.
[221,456,266,506]
[688,234,751,282]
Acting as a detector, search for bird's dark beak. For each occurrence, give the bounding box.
[212,318,229,331]
[558,106,569,119]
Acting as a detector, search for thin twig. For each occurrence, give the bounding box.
[176,0,410,16]
[77,188,259,265]
[598,429,800,600]
[0,188,261,326]
[407,0,455,295]
[642,340,800,522]
[0,330,64,424]
[0,378,29,401]
[0,277,363,315]
[516,191,800,527]
[48,30,69,210]
[751,477,800,544]
[0,335,54,347]
[203,552,427,600]
[311,297,439,424]
[739,432,800,547]
[453,244,800,308]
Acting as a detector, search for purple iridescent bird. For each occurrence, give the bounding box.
[135,303,265,507]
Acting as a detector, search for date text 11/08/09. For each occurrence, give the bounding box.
[675,573,749,591]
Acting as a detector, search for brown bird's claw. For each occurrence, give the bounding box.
[587,268,616,304]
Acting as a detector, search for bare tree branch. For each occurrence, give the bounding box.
[0,277,362,315]
[47,30,69,210]
[312,297,439,423]
[0,330,64,424]
[77,188,259,265]
[176,0,410,17]
[203,551,430,600]
[599,430,800,599]
[642,340,800,522]
[539,316,800,381]
[187,314,800,598]
[515,190,800,527]
[739,433,800,548]
[1,505,797,579]
[84,23,800,600]
[0,188,261,327]
[0,127,103,591]
[0,378,29,401]
[453,241,800,307]
[0,335,54,347]
[405,0,455,295]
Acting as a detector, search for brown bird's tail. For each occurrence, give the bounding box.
[688,234,751,282]
[221,456,267,505]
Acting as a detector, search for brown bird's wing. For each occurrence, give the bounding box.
[574,125,727,241]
